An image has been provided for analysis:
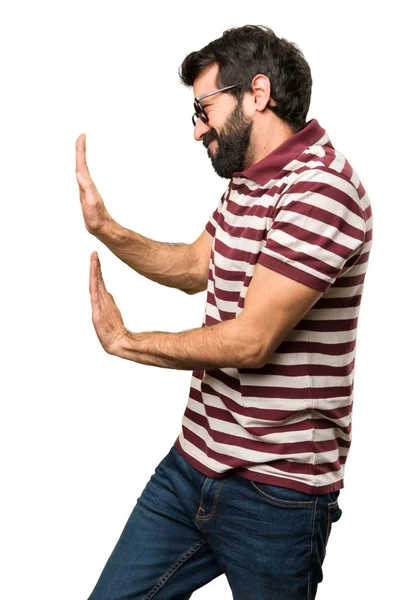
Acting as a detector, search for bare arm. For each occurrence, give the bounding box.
[96,222,212,295]
[75,133,212,295]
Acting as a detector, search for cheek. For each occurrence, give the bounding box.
[207,110,224,132]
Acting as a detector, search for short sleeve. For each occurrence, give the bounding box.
[258,171,366,292]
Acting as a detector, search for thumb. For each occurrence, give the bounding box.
[75,133,93,188]
[76,170,90,186]
[76,169,97,195]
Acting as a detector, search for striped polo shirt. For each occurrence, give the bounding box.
[174,118,373,495]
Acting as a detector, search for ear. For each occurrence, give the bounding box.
[248,73,276,112]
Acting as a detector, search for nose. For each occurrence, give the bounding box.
[194,119,211,141]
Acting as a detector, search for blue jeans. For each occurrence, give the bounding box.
[87,446,342,600]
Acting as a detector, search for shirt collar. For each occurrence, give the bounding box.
[232,118,329,186]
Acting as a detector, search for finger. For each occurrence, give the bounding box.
[96,253,108,297]
[75,133,90,177]
[94,252,102,289]
[97,252,105,283]
[75,134,95,191]
[89,251,99,298]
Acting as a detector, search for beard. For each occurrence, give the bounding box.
[202,99,254,179]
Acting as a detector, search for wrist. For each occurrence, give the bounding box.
[109,328,132,357]
[95,218,120,241]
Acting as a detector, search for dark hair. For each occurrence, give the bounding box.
[179,24,312,133]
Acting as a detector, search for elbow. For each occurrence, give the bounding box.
[245,355,264,369]
[244,340,273,369]
[181,287,201,295]
[233,318,268,369]
[240,344,266,369]
[182,281,208,295]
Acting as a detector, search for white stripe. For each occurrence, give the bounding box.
[286,158,326,171]
[187,397,351,444]
[322,284,364,298]
[266,351,356,367]
[195,373,312,410]
[177,434,229,473]
[350,169,360,188]
[204,302,223,322]
[315,132,331,146]
[244,464,344,488]
[296,168,361,202]
[276,189,366,231]
[235,372,355,392]
[216,222,267,252]
[213,245,253,272]
[211,299,237,315]
[182,415,348,465]
[306,306,360,320]
[329,150,346,173]
[261,247,333,285]
[199,372,354,411]
[266,228,363,271]
[303,145,326,158]
[210,276,243,293]
[342,262,368,276]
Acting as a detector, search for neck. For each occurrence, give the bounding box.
[244,115,296,170]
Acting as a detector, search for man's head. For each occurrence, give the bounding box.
[179,25,313,179]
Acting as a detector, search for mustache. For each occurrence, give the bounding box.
[203,129,218,148]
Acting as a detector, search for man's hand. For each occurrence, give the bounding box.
[75,133,114,235]
[89,251,128,354]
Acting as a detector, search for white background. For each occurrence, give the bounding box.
[0,1,397,598]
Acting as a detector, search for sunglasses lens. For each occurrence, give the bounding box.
[193,101,208,126]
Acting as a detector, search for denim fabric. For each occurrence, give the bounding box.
[87,446,342,600]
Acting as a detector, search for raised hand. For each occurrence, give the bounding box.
[75,134,114,235]
[89,251,128,354]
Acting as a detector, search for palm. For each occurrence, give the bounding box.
[75,134,112,234]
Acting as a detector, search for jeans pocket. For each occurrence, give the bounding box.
[250,480,317,508]
[325,499,343,547]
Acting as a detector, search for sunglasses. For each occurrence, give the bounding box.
[192,84,239,126]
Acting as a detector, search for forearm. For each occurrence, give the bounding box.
[114,316,260,370]
[96,220,201,294]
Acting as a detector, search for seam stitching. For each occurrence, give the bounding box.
[142,538,208,600]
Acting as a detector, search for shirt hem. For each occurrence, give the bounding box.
[173,436,344,495]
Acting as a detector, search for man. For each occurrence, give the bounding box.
[77,24,372,600]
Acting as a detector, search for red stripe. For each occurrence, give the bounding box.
[183,412,343,456]
[192,335,357,356]
[214,237,254,262]
[267,228,356,265]
[195,402,351,436]
[296,318,358,332]
[226,196,277,221]
[238,358,356,377]
[281,179,365,219]
[197,381,353,417]
[174,439,345,494]
[235,471,344,495]
[279,203,364,243]
[246,455,346,476]
[268,338,356,355]
[191,384,301,421]
[257,253,330,292]
[313,295,362,308]
[333,273,365,287]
